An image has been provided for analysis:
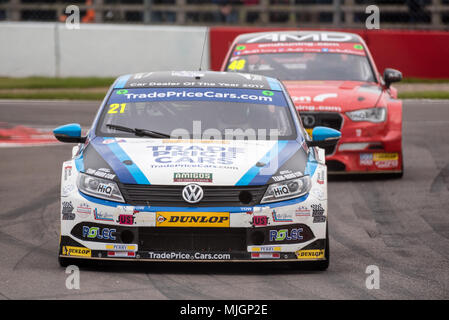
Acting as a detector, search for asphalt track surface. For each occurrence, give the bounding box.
[0,99,448,300]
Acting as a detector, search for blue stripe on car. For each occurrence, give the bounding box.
[266,77,282,91]
[114,74,131,89]
[91,139,139,184]
[235,141,288,186]
[248,140,301,185]
[105,139,150,184]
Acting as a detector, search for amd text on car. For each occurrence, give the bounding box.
[222,31,403,176]
[54,71,340,270]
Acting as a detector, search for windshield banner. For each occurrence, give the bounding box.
[109,88,288,106]
[233,42,367,57]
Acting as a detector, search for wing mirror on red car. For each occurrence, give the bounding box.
[383,68,402,88]
[306,126,341,148]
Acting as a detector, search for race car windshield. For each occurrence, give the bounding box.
[227,48,375,82]
[97,87,297,141]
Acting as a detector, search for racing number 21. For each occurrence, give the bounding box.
[108,103,127,114]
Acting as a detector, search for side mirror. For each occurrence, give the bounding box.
[306,126,341,148]
[53,123,86,143]
[383,68,402,88]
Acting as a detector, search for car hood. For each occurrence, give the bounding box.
[283,80,385,112]
[79,137,309,186]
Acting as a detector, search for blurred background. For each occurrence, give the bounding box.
[1,0,448,28]
[0,1,448,92]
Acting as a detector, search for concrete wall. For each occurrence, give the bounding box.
[0,22,210,77]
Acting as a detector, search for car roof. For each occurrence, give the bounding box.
[234,30,363,44]
[113,71,284,91]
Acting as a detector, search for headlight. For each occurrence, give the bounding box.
[346,107,386,123]
[261,176,311,204]
[77,173,124,203]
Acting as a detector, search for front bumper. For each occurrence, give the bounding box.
[303,112,402,174]
[60,164,328,263]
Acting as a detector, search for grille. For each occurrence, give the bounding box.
[300,112,343,155]
[120,184,268,207]
[138,227,247,251]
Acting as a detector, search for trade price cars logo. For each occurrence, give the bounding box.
[156,212,230,227]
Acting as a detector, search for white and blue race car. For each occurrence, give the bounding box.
[54,71,340,270]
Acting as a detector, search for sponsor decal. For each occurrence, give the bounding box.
[62,246,91,257]
[360,153,373,166]
[271,209,293,222]
[296,105,342,112]
[110,87,287,106]
[311,189,325,200]
[93,208,114,221]
[76,203,92,218]
[373,152,398,161]
[252,215,268,226]
[251,246,281,252]
[62,184,75,197]
[96,182,114,196]
[148,145,245,167]
[246,32,355,43]
[146,251,232,260]
[311,204,326,223]
[317,170,325,184]
[269,228,303,242]
[105,244,137,251]
[64,165,72,180]
[62,201,75,220]
[251,252,280,259]
[116,214,135,225]
[273,185,291,198]
[156,212,230,227]
[171,71,205,78]
[82,226,116,240]
[174,172,213,183]
[271,170,303,182]
[234,41,365,56]
[107,251,136,258]
[295,249,325,260]
[86,168,116,180]
[373,153,399,169]
[295,205,311,217]
[263,224,313,245]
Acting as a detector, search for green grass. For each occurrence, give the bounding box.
[398,91,449,99]
[0,76,448,90]
[400,78,449,84]
[0,92,104,100]
[0,77,114,89]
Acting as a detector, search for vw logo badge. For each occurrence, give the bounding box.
[301,114,316,127]
[182,184,204,204]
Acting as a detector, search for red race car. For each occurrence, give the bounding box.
[221,31,403,177]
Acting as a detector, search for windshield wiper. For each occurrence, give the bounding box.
[106,124,170,138]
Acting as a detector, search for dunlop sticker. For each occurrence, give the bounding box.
[156,212,230,227]
[62,246,91,257]
[295,249,325,260]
